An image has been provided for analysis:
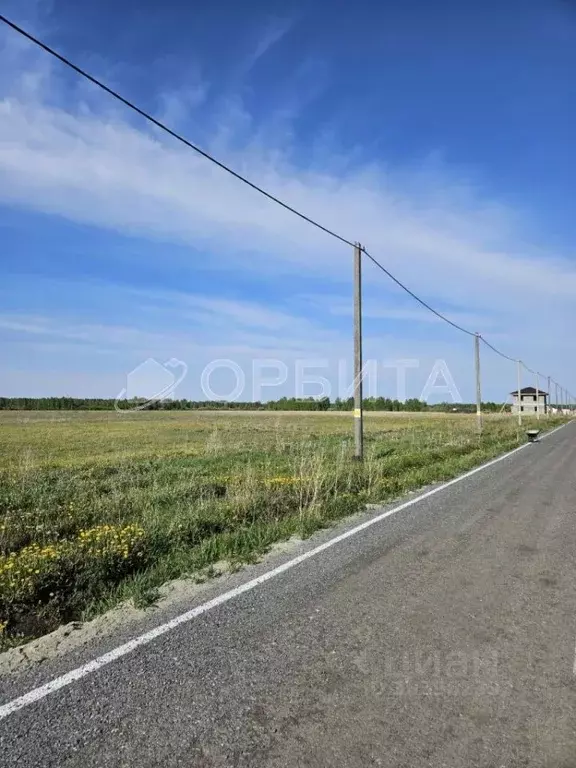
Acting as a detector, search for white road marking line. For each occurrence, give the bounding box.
[0,421,569,721]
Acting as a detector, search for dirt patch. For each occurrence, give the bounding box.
[0,538,303,676]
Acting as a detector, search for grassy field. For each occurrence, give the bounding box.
[0,409,562,647]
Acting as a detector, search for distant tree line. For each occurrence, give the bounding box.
[0,396,508,412]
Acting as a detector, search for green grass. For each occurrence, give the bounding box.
[0,410,564,647]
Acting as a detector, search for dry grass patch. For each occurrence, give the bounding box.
[0,410,561,647]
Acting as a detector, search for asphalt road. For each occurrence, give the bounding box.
[2,423,576,767]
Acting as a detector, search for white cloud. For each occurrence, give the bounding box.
[299,293,496,331]
[2,84,574,314]
[242,18,293,74]
[1,73,574,309]
[0,301,476,400]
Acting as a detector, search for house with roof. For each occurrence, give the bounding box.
[510,386,548,415]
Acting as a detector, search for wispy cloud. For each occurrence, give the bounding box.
[3,79,575,311]
[299,293,496,331]
[156,81,208,130]
[242,18,293,74]
[0,286,347,359]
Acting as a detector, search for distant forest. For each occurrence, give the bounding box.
[0,397,507,413]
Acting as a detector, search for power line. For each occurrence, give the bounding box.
[479,337,517,364]
[360,249,562,390]
[0,16,493,344]
[0,14,355,249]
[361,248,475,337]
[362,246,571,403]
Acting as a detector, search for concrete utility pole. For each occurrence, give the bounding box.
[555,381,559,414]
[547,375,551,418]
[474,333,482,434]
[536,372,540,421]
[517,360,522,427]
[353,242,363,460]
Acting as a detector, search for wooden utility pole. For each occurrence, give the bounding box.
[547,375,551,418]
[536,372,540,421]
[353,243,363,460]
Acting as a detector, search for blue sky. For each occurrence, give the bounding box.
[1,0,576,402]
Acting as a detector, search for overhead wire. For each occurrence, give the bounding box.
[478,336,517,363]
[362,245,570,396]
[361,248,476,337]
[1,13,479,341]
[0,14,355,249]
